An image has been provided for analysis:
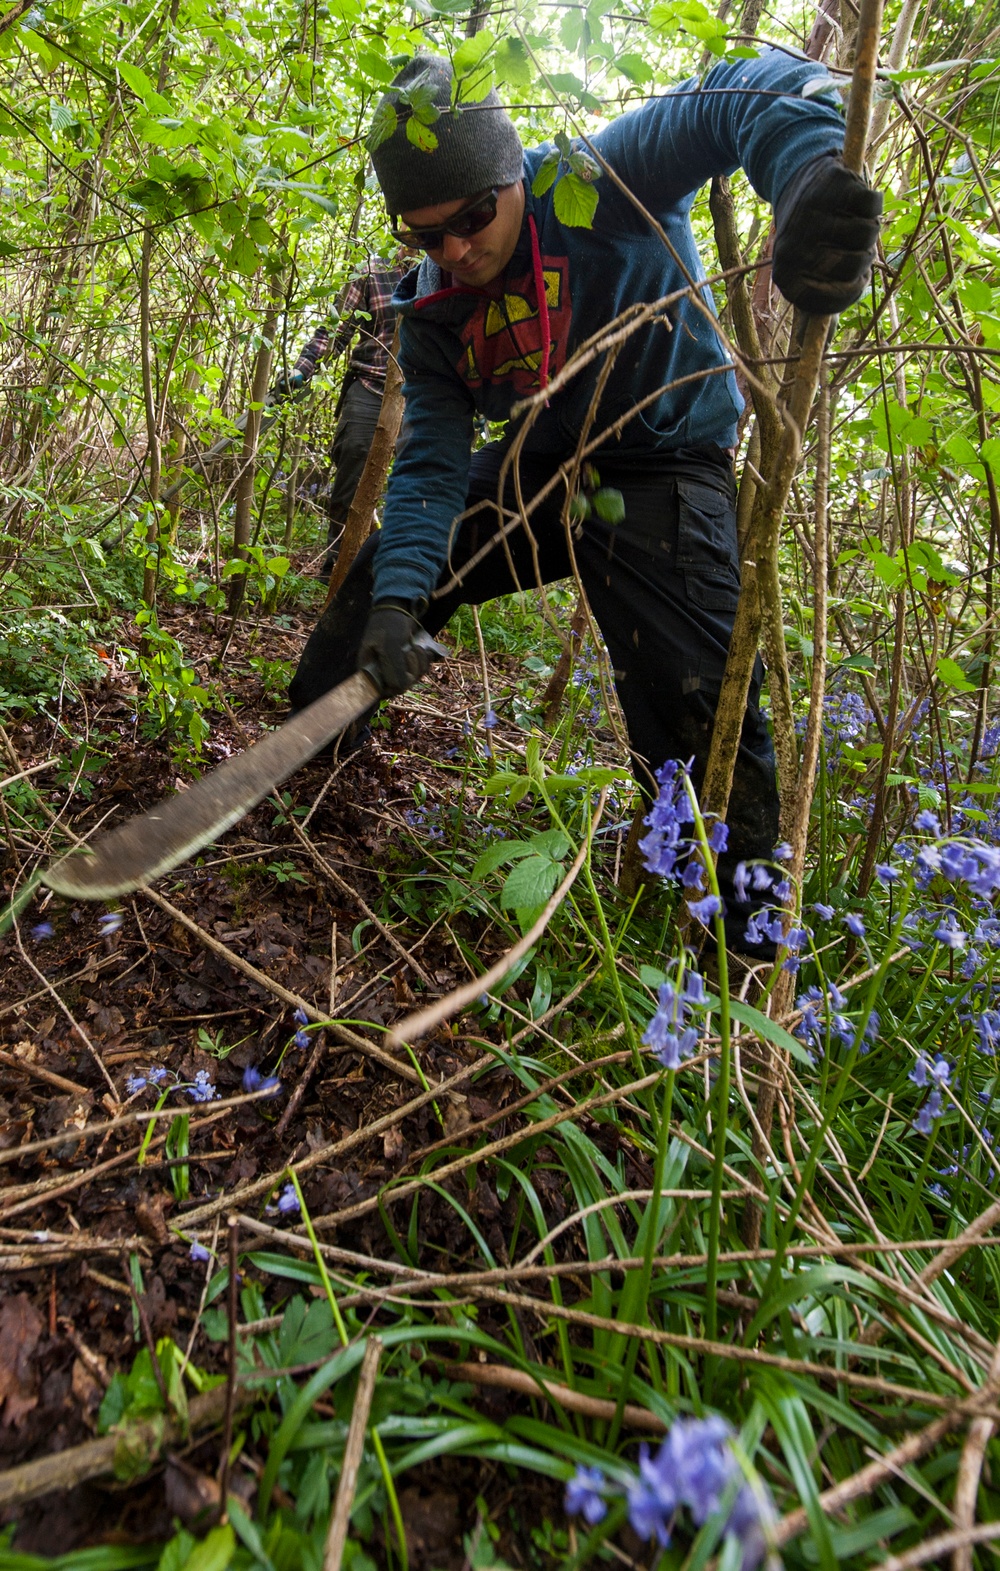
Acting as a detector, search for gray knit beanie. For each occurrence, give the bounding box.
[369,54,523,216]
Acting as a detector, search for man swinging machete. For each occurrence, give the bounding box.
[40,45,879,912]
[288,48,881,956]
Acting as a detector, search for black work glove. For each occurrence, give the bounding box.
[359,601,439,697]
[772,152,882,315]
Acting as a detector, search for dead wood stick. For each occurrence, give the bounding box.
[444,1361,667,1433]
[326,326,404,600]
[140,886,422,1085]
[323,1336,383,1571]
[881,1522,1000,1571]
[952,1330,1000,1571]
[387,789,606,1050]
[0,1048,90,1097]
[0,1380,248,1509]
[0,1132,166,1221]
[274,1029,327,1141]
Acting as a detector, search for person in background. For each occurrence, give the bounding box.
[318,250,413,574]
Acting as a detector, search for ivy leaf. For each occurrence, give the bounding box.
[553,170,599,228]
[495,37,532,88]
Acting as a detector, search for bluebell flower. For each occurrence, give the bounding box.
[688,893,721,925]
[981,721,1000,759]
[681,858,705,891]
[875,864,899,884]
[277,1182,300,1215]
[784,927,808,954]
[627,1464,674,1549]
[682,972,707,1006]
[708,822,729,853]
[293,1007,309,1026]
[31,922,54,941]
[148,1067,168,1084]
[293,1028,310,1049]
[927,1182,949,1201]
[773,878,792,902]
[913,1087,944,1135]
[961,950,982,980]
[934,914,967,951]
[187,1070,217,1103]
[751,865,772,892]
[243,1065,282,1097]
[189,1241,211,1263]
[565,1466,607,1526]
[773,842,793,862]
[977,1010,1000,1053]
[844,912,866,938]
[734,863,750,902]
[915,809,941,834]
[98,912,123,936]
[126,1074,147,1096]
[812,902,835,921]
[483,709,498,730]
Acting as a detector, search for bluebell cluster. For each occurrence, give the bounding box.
[124,1065,217,1102]
[638,759,724,926]
[820,690,872,761]
[243,1065,283,1097]
[795,983,878,1059]
[566,1415,773,1568]
[292,1006,310,1050]
[642,964,710,1070]
[404,803,445,842]
[909,1052,951,1136]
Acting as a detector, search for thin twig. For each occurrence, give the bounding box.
[323,1336,382,1571]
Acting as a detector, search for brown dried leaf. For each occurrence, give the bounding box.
[383,1125,405,1161]
[0,1293,42,1428]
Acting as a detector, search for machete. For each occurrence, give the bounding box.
[42,670,380,901]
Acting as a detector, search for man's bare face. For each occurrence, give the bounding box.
[399,182,525,287]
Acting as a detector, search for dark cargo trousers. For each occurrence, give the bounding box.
[291,441,780,905]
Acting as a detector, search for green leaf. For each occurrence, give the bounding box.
[366,99,397,153]
[405,115,438,153]
[552,170,599,228]
[531,148,560,197]
[179,1524,235,1571]
[217,199,243,234]
[453,29,493,74]
[726,997,816,1071]
[937,655,976,692]
[592,487,625,524]
[116,60,158,103]
[501,853,561,910]
[614,52,654,84]
[495,37,532,88]
[224,233,261,276]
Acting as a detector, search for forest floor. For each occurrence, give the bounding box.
[0,579,631,1565]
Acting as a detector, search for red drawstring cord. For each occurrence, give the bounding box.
[528,213,550,393]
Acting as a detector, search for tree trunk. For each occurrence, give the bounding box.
[227,302,279,617]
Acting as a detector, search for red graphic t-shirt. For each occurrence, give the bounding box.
[457,256,571,396]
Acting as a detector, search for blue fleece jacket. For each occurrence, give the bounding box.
[373,47,846,607]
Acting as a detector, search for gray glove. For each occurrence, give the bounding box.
[772,152,882,315]
[359,601,442,697]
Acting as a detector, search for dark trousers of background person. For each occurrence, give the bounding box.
[322,378,384,571]
[291,440,780,909]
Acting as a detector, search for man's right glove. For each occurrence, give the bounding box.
[359,601,439,697]
[772,152,882,316]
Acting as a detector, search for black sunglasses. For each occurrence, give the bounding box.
[390,187,500,251]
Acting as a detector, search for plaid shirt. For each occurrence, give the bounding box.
[330,263,407,395]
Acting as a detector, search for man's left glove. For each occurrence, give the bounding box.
[772,152,882,315]
[359,601,441,697]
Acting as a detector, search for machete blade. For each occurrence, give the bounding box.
[42,670,379,901]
